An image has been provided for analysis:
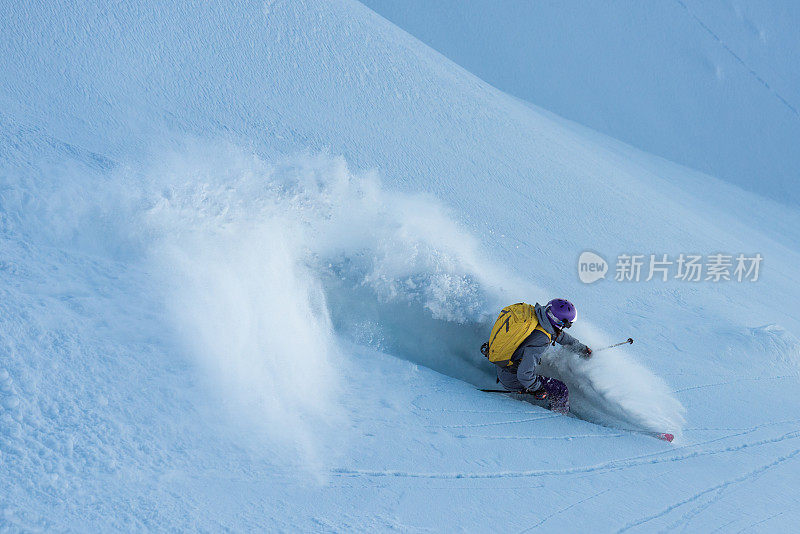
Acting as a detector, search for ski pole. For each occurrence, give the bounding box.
[593,337,634,353]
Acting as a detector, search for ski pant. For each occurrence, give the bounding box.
[496,366,569,414]
[496,366,541,392]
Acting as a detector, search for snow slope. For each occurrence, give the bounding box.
[361,0,800,206]
[2,0,800,531]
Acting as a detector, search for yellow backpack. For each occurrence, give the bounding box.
[485,303,552,367]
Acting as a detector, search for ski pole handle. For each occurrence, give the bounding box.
[593,337,634,353]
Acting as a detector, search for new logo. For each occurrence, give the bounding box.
[578,251,608,284]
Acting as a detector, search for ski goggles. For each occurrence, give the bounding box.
[546,307,573,329]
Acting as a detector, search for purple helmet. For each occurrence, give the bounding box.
[545,298,577,329]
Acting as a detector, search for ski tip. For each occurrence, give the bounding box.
[658,433,675,442]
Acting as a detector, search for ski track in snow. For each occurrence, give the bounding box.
[410,397,546,415]
[673,374,793,393]
[733,512,785,533]
[425,415,559,429]
[617,448,800,533]
[674,0,800,118]
[684,417,800,432]
[520,488,612,533]
[331,429,800,480]
[455,433,626,441]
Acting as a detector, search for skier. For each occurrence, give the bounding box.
[481,299,592,414]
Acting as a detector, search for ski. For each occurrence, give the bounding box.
[630,430,675,442]
[479,388,675,442]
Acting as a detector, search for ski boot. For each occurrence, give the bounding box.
[532,377,569,414]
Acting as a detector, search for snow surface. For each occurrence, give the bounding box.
[362,0,800,206]
[1,0,799,531]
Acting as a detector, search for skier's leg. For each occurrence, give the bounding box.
[496,366,525,392]
[540,376,569,414]
[497,368,569,413]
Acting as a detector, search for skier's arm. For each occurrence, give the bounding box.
[556,331,592,357]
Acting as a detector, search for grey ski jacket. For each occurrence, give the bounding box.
[498,302,588,391]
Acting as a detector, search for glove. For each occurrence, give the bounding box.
[577,344,592,358]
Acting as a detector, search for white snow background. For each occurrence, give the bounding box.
[1,0,799,531]
[362,0,800,206]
